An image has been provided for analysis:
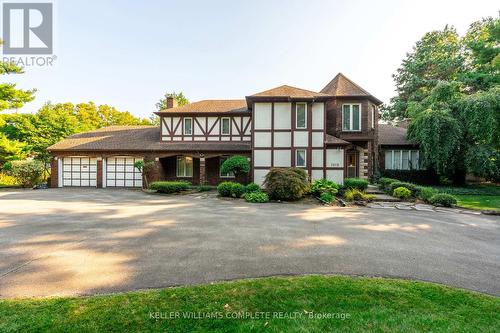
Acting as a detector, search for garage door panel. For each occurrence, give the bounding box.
[106,156,142,187]
[62,157,97,187]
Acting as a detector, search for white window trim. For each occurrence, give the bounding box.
[296,103,307,129]
[296,149,306,168]
[219,156,235,178]
[386,150,420,170]
[176,156,193,177]
[342,104,362,132]
[183,117,193,135]
[221,117,230,135]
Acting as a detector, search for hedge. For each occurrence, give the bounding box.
[381,169,439,185]
[344,178,369,190]
[149,181,191,193]
[429,193,457,207]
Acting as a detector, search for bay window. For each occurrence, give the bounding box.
[342,104,361,131]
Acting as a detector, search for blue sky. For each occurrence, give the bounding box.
[6,0,498,119]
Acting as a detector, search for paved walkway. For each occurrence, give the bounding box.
[0,188,499,297]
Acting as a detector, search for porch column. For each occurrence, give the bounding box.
[199,157,206,185]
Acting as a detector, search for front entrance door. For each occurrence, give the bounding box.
[346,151,358,178]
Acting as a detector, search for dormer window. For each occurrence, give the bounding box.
[184,117,192,135]
[296,103,307,129]
[342,104,361,131]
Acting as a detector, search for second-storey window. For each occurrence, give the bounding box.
[296,103,307,129]
[221,117,230,135]
[342,104,361,131]
[177,156,193,177]
[184,118,192,135]
[296,149,306,167]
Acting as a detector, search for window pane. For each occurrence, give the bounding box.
[296,104,306,128]
[342,105,350,130]
[177,157,184,177]
[184,118,192,135]
[393,150,401,170]
[296,150,306,167]
[385,151,393,169]
[402,150,409,170]
[222,118,230,134]
[411,150,419,170]
[352,105,360,131]
[185,157,193,177]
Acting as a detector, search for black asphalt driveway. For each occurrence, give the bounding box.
[0,188,499,297]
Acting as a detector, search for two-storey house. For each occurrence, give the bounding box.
[48,73,401,188]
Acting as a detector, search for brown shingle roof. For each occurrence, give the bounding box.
[325,134,350,145]
[249,85,332,99]
[378,124,416,146]
[48,126,251,152]
[321,73,382,105]
[155,100,249,114]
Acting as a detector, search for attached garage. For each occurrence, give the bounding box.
[105,156,143,187]
[62,157,97,187]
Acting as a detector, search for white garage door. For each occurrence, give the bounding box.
[62,157,97,187]
[106,156,143,187]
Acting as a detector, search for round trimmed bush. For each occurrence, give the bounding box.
[393,187,412,199]
[245,182,260,193]
[217,181,234,197]
[378,177,398,190]
[263,168,309,201]
[429,193,457,207]
[230,183,246,198]
[389,181,417,194]
[244,191,269,203]
[344,178,369,190]
[220,155,250,177]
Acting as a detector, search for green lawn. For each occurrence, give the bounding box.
[431,184,500,211]
[455,194,500,211]
[0,276,498,333]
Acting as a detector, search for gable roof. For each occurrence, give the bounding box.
[378,124,416,146]
[320,73,382,105]
[47,126,251,152]
[249,85,332,99]
[155,100,249,115]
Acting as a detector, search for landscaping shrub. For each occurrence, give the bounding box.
[5,160,44,188]
[344,178,369,190]
[217,181,246,198]
[310,179,340,196]
[220,155,250,177]
[344,189,375,202]
[263,168,309,201]
[245,182,261,193]
[389,181,417,194]
[149,181,191,193]
[378,177,399,190]
[429,193,457,207]
[319,192,335,204]
[244,191,269,203]
[393,187,412,199]
[0,172,19,186]
[230,183,246,198]
[217,181,234,197]
[197,185,213,192]
[417,186,438,202]
[381,169,439,185]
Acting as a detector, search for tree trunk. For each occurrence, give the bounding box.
[451,168,466,186]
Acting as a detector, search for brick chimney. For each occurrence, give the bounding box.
[166,97,178,109]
